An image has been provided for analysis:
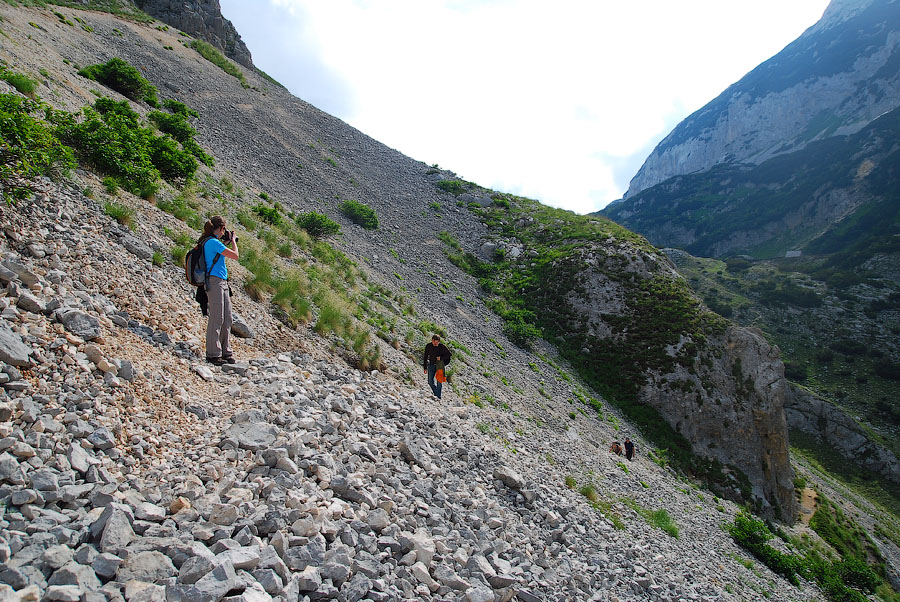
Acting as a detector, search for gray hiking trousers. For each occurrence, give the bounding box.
[206,275,233,359]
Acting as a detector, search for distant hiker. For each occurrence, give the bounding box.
[624,437,635,461]
[423,334,451,399]
[609,441,623,456]
[199,216,239,365]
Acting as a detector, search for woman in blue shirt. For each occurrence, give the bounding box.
[199,215,239,365]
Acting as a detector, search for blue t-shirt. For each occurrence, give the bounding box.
[203,237,228,281]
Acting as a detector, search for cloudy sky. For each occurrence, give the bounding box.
[219,0,830,213]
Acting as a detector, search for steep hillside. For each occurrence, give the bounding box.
[0,1,802,514]
[2,3,899,602]
[624,0,900,198]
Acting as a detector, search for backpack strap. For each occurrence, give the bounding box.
[202,236,223,291]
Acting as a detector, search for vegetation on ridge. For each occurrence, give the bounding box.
[434,180,748,499]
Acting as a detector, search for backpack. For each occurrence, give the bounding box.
[184,236,221,288]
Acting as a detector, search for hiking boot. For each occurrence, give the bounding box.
[222,356,236,364]
[206,356,226,366]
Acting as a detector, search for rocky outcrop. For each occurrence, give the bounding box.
[642,326,796,518]
[559,241,796,517]
[625,0,900,198]
[135,0,253,68]
[785,384,900,484]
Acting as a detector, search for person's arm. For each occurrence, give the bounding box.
[221,239,238,260]
[423,346,428,372]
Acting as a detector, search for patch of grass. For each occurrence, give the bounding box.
[0,66,38,96]
[189,39,248,88]
[103,201,134,228]
[622,497,679,538]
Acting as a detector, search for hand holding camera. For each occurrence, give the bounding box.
[222,229,238,245]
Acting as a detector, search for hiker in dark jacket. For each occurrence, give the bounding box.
[423,334,451,399]
[624,437,635,461]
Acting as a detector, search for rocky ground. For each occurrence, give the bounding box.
[0,3,867,601]
[0,180,825,602]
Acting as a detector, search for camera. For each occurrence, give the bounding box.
[222,229,238,244]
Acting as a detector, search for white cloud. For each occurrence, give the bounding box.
[221,0,830,212]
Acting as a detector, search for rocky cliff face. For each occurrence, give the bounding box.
[625,0,900,198]
[561,247,797,516]
[785,385,900,484]
[135,0,253,68]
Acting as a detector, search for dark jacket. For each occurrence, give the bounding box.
[423,343,451,369]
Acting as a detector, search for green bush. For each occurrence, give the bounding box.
[52,105,160,196]
[295,211,340,238]
[436,179,467,194]
[149,110,195,143]
[52,96,203,192]
[162,99,198,117]
[341,200,378,230]
[77,58,159,106]
[727,510,800,585]
[0,93,75,202]
[252,203,282,225]
[148,135,197,181]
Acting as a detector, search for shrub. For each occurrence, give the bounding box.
[148,110,195,143]
[77,58,159,105]
[252,203,282,225]
[341,200,378,230]
[296,212,340,238]
[53,105,160,196]
[436,179,466,194]
[874,359,900,381]
[783,361,808,382]
[162,99,198,118]
[148,135,197,181]
[0,94,75,202]
[152,251,164,266]
[728,510,800,585]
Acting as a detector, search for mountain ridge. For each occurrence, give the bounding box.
[624,0,900,199]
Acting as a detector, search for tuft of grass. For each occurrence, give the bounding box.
[564,475,577,489]
[151,251,164,266]
[103,201,134,228]
[0,67,38,96]
[623,497,679,538]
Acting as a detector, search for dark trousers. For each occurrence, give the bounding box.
[427,364,442,398]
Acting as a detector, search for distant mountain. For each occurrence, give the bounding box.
[603,103,900,264]
[624,0,900,199]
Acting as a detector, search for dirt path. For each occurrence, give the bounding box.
[799,487,818,525]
